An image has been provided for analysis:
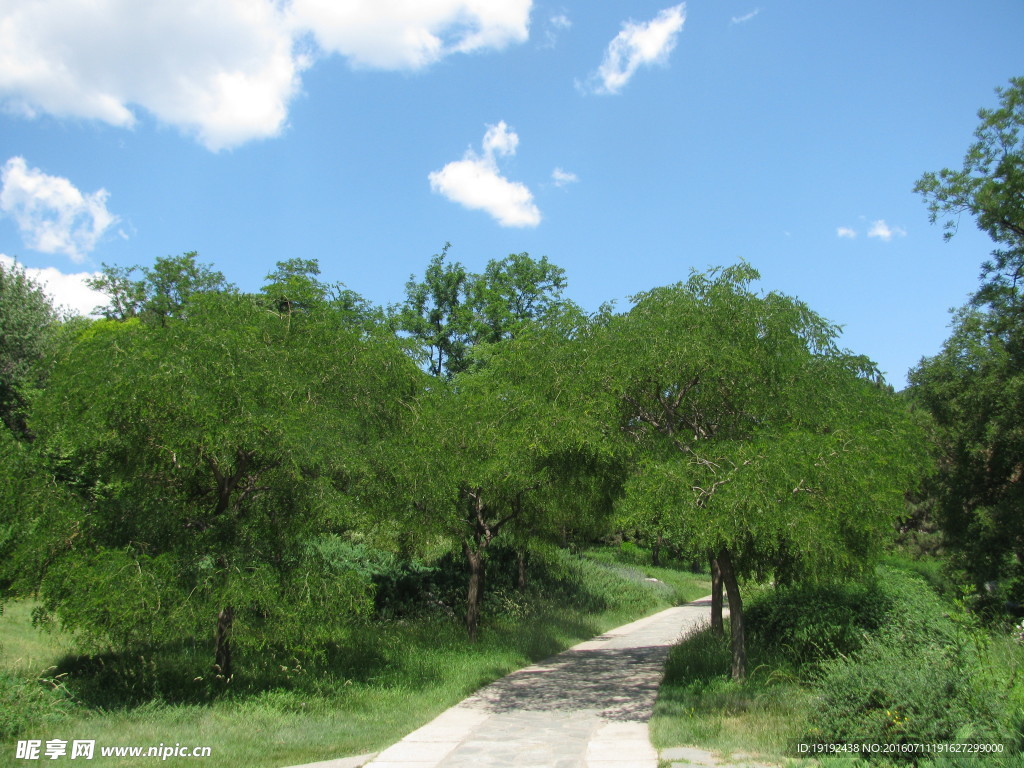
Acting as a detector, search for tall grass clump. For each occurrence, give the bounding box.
[652,622,813,758]
[0,667,78,742]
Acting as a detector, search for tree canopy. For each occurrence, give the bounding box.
[914,77,1024,311]
[87,251,233,323]
[910,77,1024,603]
[31,291,422,675]
[396,246,569,377]
[383,305,621,639]
[2,245,930,681]
[0,259,60,438]
[590,264,927,678]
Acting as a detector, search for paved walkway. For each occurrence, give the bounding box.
[358,596,716,768]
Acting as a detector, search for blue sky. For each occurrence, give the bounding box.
[1,1,1022,388]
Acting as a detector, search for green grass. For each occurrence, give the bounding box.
[650,621,814,763]
[580,547,711,605]
[878,551,950,598]
[0,600,70,674]
[0,548,709,768]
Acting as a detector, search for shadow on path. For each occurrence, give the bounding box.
[465,646,668,721]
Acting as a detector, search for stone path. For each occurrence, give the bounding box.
[358,596,717,768]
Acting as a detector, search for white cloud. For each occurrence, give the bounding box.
[429,121,541,228]
[543,12,571,47]
[551,167,578,187]
[867,219,907,242]
[836,226,857,239]
[585,4,686,95]
[482,121,519,157]
[550,14,572,30]
[1,157,118,262]
[730,9,760,24]
[0,254,106,316]
[289,0,532,70]
[0,0,533,150]
[0,0,305,151]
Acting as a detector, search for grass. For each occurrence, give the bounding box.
[649,621,814,763]
[0,547,709,768]
[0,600,71,674]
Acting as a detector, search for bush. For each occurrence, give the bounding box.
[802,568,1018,759]
[805,637,1009,752]
[746,579,891,666]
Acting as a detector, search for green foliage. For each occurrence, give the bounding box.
[656,568,1024,764]
[911,79,1024,604]
[0,428,77,598]
[30,292,421,672]
[605,264,926,579]
[1,548,709,766]
[0,258,59,437]
[384,305,623,636]
[662,623,734,684]
[261,258,379,326]
[592,263,929,677]
[87,251,232,322]
[37,549,183,651]
[395,245,571,377]
[0,668,78,742]
[909,305,1024,595]
[745,579,891,666]
[807,639,1011,755]
[617,540,649,566]
[396,244,474,377]
[878,552,952,599]
[469,252,568,345]
[804,569,1018,758]
[914,77,1024,308]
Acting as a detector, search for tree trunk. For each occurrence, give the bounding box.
[652,534,662,566]
[464,543,484,642]
[717,547,746,681]
[709,553,724,636]
[517,548,527,591]
[214,606,234,679]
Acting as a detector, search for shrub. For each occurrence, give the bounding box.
[802,568,1017,759]
[745,579,891,666]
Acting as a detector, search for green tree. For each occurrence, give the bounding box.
[0,428,73,598]
[396,246,571,377]
[385,307,621,640]
[261,257,379,327]
[910,78,1024,602]
[909,307,1024,596]
[0,259,59,438]
[32,292,422,676]
[594,265,926,679]
[470,252,568,344]
[395,244,474,377]
[914,77,1024,311]
[88,252,232,323]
